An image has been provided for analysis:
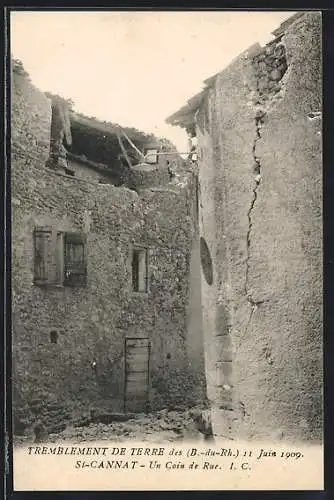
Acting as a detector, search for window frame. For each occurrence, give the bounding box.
[131,245,149,294]
[63,232,87,287]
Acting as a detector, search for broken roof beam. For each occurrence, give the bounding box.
[166,90,206,128]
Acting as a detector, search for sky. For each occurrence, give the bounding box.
[10,10,296,152]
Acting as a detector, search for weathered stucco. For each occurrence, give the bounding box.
[195,12,322,441]
[11,70,206,433]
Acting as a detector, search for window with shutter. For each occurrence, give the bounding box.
[64,232,87,286]
[132,247,148,293]
[33,228,87,287]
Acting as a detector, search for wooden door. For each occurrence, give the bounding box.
[124,338,151,413]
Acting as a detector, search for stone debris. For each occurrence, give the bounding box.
[14,407,214,445]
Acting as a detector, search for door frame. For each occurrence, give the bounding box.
[124,337,151,413]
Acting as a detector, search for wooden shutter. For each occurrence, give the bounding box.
[63,232,87,286]
[33,228,52,284]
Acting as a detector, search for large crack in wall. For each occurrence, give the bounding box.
[245,36,289,308]
[245,108,265,305]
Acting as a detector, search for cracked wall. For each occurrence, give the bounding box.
[196,12,322,441]
[12,71,207,434]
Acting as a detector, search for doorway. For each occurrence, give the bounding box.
[124,338,151,413]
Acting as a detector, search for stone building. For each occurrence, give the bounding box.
[11,65,207,433]
[167,12,322,442]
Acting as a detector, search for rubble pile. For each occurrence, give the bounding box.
[14,407,214,445]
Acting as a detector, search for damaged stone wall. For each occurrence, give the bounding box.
[11,71,51,166]
[12,72,206,433]
[196,12,322,441]
[46,96,72,171]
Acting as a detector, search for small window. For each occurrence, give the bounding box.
[144,149,158,164]
[33,229,87,287]
[132,248,148,293]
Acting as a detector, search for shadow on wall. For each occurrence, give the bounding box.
[200,237,213,286]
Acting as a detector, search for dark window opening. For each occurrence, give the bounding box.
[132,248,148,292]
[50,330,58,344]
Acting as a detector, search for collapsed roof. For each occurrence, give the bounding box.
[69,112,164,166]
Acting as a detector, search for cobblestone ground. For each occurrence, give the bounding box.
[14,407,212,445]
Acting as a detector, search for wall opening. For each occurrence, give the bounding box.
[200,237,213,285]
[132,248,148,292]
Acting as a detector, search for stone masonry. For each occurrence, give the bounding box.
[11,69,207,434]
